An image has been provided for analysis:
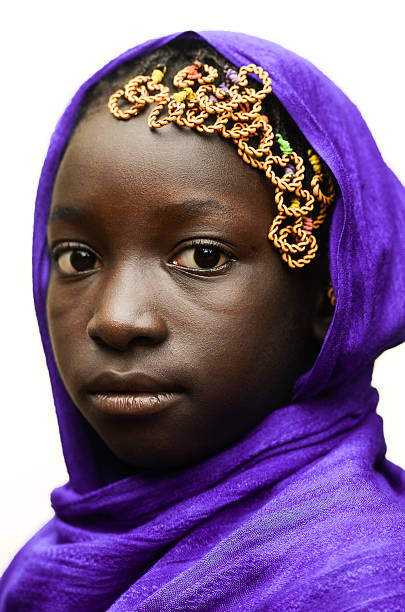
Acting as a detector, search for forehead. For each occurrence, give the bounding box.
[51,108,275,227]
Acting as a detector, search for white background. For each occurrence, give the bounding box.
[1,0,404,574]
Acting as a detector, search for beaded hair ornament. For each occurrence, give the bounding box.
[107,60,336,303]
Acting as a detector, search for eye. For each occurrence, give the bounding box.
[170,240,234,271]
[51,242,101,275]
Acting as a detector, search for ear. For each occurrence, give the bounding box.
[311,283,334,344]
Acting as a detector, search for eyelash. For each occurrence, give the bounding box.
[171,239,235,273]
[49,239,236,276]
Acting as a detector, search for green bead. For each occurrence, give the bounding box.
[276,132,293,155]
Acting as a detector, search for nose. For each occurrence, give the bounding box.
[86,265,169,352]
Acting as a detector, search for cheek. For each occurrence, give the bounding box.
[46,280,90,383]
[177,265,307,394]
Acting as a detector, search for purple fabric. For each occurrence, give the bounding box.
[1,30,405,610]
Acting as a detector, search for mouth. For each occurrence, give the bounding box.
[86,371,184,416]
[88,391,183,416]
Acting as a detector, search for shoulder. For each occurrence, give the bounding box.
[255,467,405,609]
[281,546,405,611]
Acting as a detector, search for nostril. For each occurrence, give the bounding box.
[92,336,106,348]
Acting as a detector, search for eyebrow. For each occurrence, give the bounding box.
[47,198,232,226]
[47,204,91,225]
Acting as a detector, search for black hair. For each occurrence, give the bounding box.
[68,37,336,259]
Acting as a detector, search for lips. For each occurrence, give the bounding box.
[86,371,184,416]
[86,370,183,394]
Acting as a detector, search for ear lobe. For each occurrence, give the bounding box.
[311,285,335,344]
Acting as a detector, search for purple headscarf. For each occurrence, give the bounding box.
[1,30,405,610]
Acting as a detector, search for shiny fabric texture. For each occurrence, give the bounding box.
[1,30,405,610]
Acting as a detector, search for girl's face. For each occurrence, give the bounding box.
[46,108,328,470]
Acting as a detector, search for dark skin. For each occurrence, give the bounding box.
[46,108,332,471]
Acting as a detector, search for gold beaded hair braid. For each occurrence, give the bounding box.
[107,60,336,297]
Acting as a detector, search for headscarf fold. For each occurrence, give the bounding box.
[1,30,405,610]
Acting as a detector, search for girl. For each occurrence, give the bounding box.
[1,30,405,610]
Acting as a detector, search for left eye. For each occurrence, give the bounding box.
[52,247,101,275]
[171,244,231,269]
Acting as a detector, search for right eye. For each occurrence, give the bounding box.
[51,243,101,275]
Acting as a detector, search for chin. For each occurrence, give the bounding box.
[107,439,216,473]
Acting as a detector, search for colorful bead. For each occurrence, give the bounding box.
[302,216,313,234]
[186,61,202,79]
[224,65,239,84]
[172,87,195,103]
[308,149,322,175]
[151,66,166,84]
[276,133,293,155]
